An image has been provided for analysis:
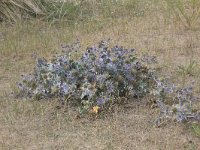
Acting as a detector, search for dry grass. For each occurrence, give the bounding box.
[0,0,200,149]
[0,0,43,22]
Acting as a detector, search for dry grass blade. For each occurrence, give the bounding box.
[164,0,200,30]
[0,0,43,22]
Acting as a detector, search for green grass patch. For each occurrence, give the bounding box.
[191,123,200,137]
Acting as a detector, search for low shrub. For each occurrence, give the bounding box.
[153,78,200,126]
[16,40,200,125]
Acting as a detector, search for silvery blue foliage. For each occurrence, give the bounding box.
[153,78,200,126]
[17,40,153,107]
[16,40,200,124]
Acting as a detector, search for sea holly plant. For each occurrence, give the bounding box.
[16,40,200,125]
[17,40,154,111]
[152,77,200,126]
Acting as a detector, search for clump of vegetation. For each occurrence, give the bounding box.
[191,123,200,137]
[16,40,200,125]
[177,60,197,76]
[0,0,43,22]
[17,40,155,113]
[164,0,200,30]
[153,78,200,126]
[0,0,150,23]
